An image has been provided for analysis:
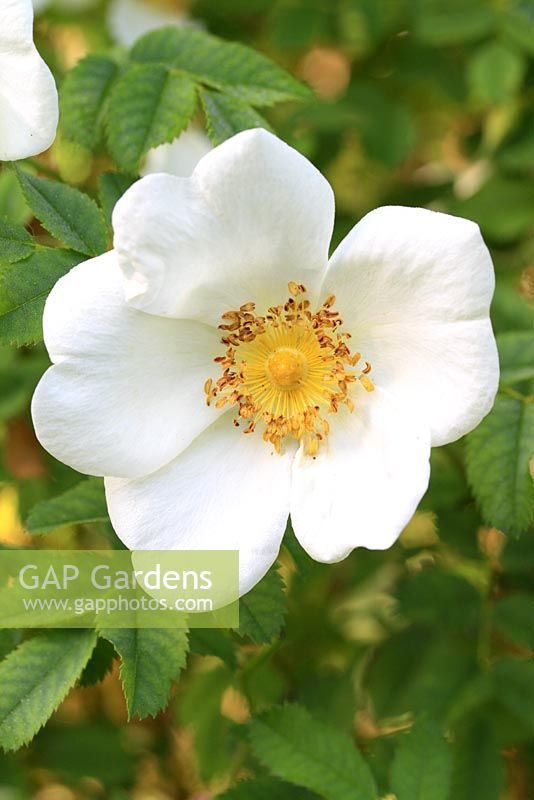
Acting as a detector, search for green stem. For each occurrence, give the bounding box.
[501,386,534,404]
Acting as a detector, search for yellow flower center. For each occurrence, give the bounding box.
[267,348,308,389]
[204,282,374,456]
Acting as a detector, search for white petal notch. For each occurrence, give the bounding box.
[113,128,336,326]
[141,124,213,179]
[0,0,58,161]
[32,131,499,594]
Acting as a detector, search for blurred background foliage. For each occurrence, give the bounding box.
[0,0,533,798]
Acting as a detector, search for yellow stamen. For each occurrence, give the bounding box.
[204,283,374,456]
[359,375,375,393]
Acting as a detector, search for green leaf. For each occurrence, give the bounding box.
[219,777,318,800]
[188,628,237,668]
[468,41,526,104]
[61,54,118,150]
[131,26,312,106]
[282,520,315,577]
[365,629,477,721]
[244,659,289,715]
[0,218,34,264]
[0,247,83,346]
[494,658,534,733]
[0,630,22,662]
[466,395,534,536]
[445,673,494,729]
[99,172,136,228]
[450,719,505,800]
[248,703,377,800]
[0,630,97,751]
[390,718,452,800]
[79,637,116,687]
[25,478,109,535]
[494,594,534,650]
[497,331,534,386]
[238,566,286,643]
[101,628,188,719]
[106,63,197,173]
[201,88,271,144]
[15,170,108,256]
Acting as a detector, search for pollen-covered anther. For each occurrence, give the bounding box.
[205,282,374,455]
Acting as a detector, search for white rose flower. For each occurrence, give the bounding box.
[107,0,191,48]
[0,0,58,161]
[31,130,499,595]
[141,124,212,179]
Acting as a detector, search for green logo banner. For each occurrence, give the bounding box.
[0,550,239,628]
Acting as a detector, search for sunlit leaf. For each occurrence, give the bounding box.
[0,630,97,752]
[131,26,312,106]
[0,219,34,264]
[0,247,83,346]
[25,478,109,535]
[201,89,271,144]
[106,63,197,173]
[15,170,108,256]
[238,566,287,643]
[61,54,118,150]
[101,628,189,719]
